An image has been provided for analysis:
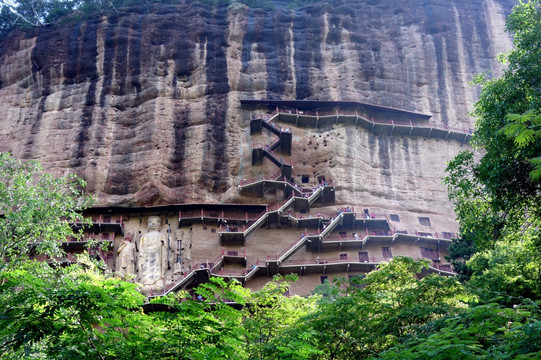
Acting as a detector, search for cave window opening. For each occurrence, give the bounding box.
[418,217,431,226]
[420,247,440,261]
[301,175,310,183]
[358,251,369,262]
[441,231,455,239]
[390,214,400,222]
[381,247,393,259]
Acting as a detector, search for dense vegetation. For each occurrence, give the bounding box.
[0,0,540,358]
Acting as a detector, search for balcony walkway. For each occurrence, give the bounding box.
[246,104,471,143]
[163,100,458,295]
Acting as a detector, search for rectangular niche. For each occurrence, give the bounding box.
[381,247,393,259]
[418,217,431,226]
[441,231,455,239]
[420,247,440,261]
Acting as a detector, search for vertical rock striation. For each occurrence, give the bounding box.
[0,0,513,212]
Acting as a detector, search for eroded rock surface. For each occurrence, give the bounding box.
[0,0,513,217]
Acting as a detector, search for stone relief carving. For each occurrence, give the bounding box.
[174,229,184,275]
[137,216,166,296]
[116,231,136,278]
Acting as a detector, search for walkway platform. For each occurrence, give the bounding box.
[276,113,471,142]
[72,218,124,236]
[278,259,454,277]
[238,179,302,199]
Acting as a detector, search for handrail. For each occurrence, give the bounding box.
[245,209,268,228]
[282,256,354,265]
[261,147,291,168]
[238,178,304,197]
[210,264,263,280]
[320,213,344,238]
[266,233,308,262]
[323,233,369,242]
[179,209,262,223]
[307,186,324,205]
[277,256,454,275]
[243,212,269,238]
[219,192,298,241]
[260,118,282,136]
[278,194,296,212]
[271,107,472,138]
[222,247,247,257]
[163,269,199,295]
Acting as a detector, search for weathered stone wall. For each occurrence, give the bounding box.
[0,0,513,211]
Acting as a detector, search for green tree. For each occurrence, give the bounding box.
[378,300,541,360]
[499,0,541,180]
[240,274,320,360]
[444,232,476,282]
[467,230,541,301]
[148,277,250,360]
[296,257,467,360]
[0,258,148,359]
[0,153,92,270]
[0,263,253,359]
[444,0,541,288]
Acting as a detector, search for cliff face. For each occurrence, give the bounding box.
[0,0,513,214]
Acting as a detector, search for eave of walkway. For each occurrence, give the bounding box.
[240,99,432,120]
[84,203,268,214]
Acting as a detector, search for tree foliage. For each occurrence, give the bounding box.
[444,0,541,284]
[379,300,541,360]
[240,274,320,360]
[0,258,147,359]
[0,153,92,269]
[298,257,468,360]
[148,277,250,359]
[1,2,541,358]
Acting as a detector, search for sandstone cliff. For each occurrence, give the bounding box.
[0,0,513,230]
